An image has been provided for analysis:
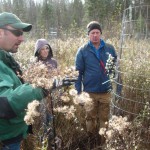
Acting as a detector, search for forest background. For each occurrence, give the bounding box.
[0,0,150,40]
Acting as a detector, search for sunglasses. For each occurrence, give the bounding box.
[1,27,23,37]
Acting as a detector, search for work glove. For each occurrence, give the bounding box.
[62,77,77,86]
[52,77,77,89]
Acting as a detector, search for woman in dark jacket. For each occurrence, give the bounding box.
[34,39,57,149]
[34,39,57,71]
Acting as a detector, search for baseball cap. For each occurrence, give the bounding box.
[0,12,32,32]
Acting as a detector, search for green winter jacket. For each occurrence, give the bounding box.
[0,49,44,141]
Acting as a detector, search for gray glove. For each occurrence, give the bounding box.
[52,77,77,89]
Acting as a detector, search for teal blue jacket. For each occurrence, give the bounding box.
[0,49,44,141]
[75,39,117,94]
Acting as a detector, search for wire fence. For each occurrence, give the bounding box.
[111,4,150,145]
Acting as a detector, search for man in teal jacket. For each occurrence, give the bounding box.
[0,12,46,150]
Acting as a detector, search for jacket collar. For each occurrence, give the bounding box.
[88,39,105,51]
[0,49,23,82]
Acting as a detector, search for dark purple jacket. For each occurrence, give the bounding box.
[34,39,57,70]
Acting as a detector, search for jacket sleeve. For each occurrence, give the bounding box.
[0,63,44,119]
[0,60,44,119]
[0,97,17,119]
[0,82,44,118]
[75,48,85,94]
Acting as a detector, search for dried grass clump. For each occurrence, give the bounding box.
[101,37,150,150]
[21,60,78,90]
[100,111,150,150]
[112,39,150,118]
[120,39,150,89]
[22,61,55,89]
[73,92,94,112]
[51,37,88,67]
[19,59,82,149]
[24,100,40,125]
[52,88,91,149]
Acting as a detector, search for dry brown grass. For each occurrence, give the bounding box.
[14,36,149,150]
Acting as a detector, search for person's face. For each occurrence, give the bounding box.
[39,45,49,60]
[89,29,101,46]
[0,25,24,53]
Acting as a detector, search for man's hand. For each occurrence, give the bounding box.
[52,77,77,89]
[62,77,77,86]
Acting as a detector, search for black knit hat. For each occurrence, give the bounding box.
[87,21,102,34]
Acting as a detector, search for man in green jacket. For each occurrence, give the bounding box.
[0,12,46,150]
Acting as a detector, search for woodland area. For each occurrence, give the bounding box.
[0,0,150,39]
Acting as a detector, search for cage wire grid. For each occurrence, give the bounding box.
[111,4,150,144]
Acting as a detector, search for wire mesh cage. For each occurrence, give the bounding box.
[111,4,150,146]
[121,5,150,41]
